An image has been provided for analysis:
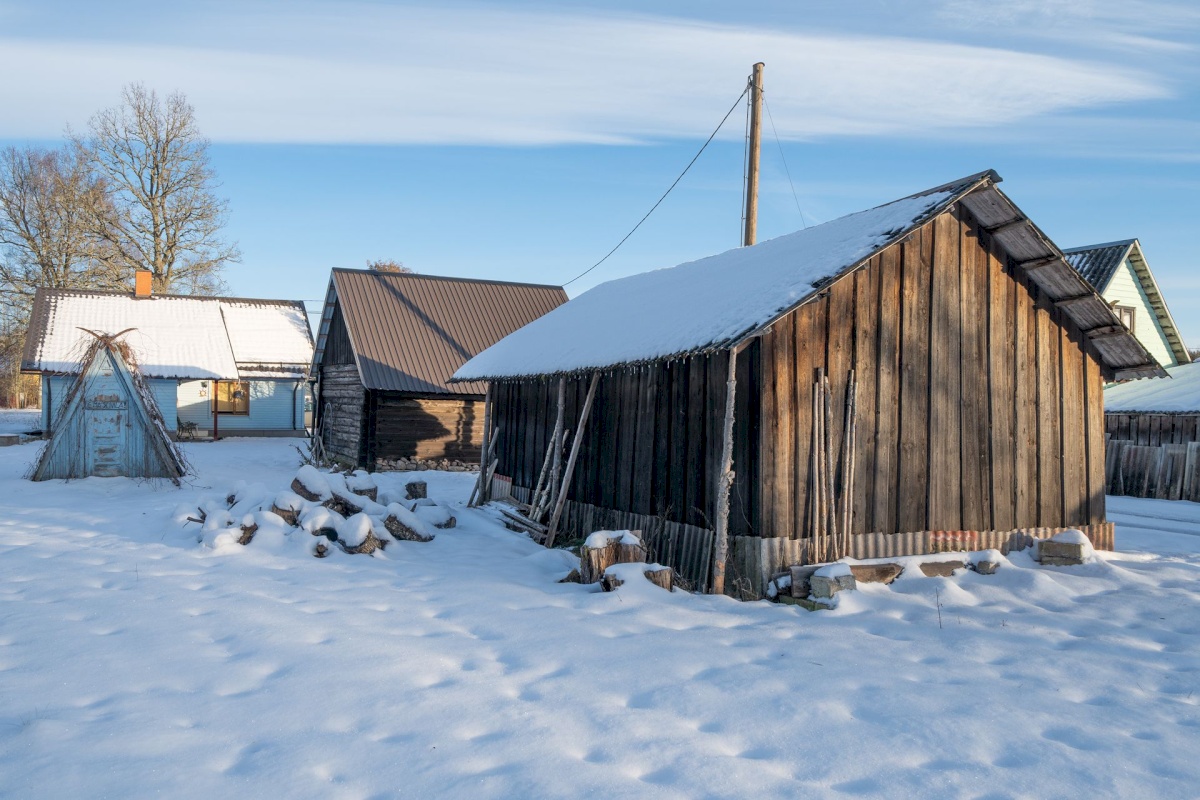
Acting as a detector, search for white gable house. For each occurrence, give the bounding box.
[22,284,314,439]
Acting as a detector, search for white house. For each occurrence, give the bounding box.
[22,280,314,438]
[1063,239,1190,369]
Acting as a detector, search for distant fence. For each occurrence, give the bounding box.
[1105,438,1200,502]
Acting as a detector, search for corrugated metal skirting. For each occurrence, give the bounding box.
[730,523,1116,599]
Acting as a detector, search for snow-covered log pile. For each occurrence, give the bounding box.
[374,457,479,473]
[185,466,457,557]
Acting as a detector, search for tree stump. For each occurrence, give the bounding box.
[579,531,646,584]
[323,491,364,518]
[601,565,674,592]
[405,480,427,500]
[313,541,330,558]
[341,531,387,555]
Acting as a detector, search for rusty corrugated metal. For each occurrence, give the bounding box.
[321,270,566,394]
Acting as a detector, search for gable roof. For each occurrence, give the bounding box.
[1063,238,1191,366]
[1062,239,1136,290]
[1105,361,1200,413]
[313,270,567,395]
[455,170,1165,383]
[32,333,186,482]
[22,290,314,380]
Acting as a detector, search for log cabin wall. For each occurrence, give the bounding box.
[491,347,758,537]
[367,394,485,463]
[317,305,368,466]
[757,205,1107,540]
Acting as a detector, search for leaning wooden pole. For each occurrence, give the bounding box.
[711,348,740,595]
[840,371,857,560]
[545,372,600,548]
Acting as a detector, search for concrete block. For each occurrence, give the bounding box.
[1038,540,1085,566]
[810,572,856,599]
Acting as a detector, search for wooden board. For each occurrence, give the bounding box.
[928,211,962,529]
[872,244,902,536]
[852,263,879,534]
[1035,291,1063,527]
[986,233,1016,531]
[897,224,932,532]
[959,213,990,530]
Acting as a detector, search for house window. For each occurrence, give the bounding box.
[213,381,250,415]
[1114,305,1136,333]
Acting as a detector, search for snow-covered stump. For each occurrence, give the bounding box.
[601,563,674,592]
[1038,530,1094,566]
[238,518,258,546]
[579,530,647,584]
[345,471,378,503]
[414,504,456,530]
[338,513,387,555]
[271,491,305,527]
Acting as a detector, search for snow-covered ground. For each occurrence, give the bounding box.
[1,438,1198,799]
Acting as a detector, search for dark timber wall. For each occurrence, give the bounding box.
[368,395,484,463]
[492,348,758,537]
[489,205,1106,547]
[758,207,1106,538]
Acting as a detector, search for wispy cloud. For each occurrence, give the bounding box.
[0,3,1171,145]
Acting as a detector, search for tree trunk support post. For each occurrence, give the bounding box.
[470,384,494,507]
[711,345,742,595]
[545,372,600,549]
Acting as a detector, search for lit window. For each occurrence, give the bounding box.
[213,381,250,415]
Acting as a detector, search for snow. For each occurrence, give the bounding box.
[1105,361,1200,412]
[0,408,39,434]
[293,464,332,500]
[385,502,433,539]
[339,513,374,548]
[584,529,642,548]
[2,438,1200,797]
[455,184,961,380]
[814,562,853,578]
[25,292,312,380]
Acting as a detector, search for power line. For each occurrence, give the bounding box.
[762,94,808,229]
[563,84,751,287]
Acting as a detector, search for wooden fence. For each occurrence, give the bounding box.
[1105,438,1200,502]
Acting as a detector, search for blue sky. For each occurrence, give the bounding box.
[2,0,1198,342]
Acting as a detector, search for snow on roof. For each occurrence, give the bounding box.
[1105,362,1200,413]
[22,291,313,380]
[454,172,989,381]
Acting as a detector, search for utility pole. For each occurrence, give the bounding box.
[743,62,765,248]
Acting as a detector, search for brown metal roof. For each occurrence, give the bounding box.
[314,269,566,394]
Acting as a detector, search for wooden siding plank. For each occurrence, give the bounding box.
[759,331,778,539]
[929,211,962,530]
[959,215,990,530]
[792,301,819,540]
[771,314,796,537]
[986,233,1016,531]
[826,276,854,533]
[852,263,879,534]
[1060,323,1087,525]
[1014,264,1039,525]
[898,225,932,533]
[686,357,707,528]
[632,366,656,516]
[873,244,902,536]
[1036,291,1064,527]
[1085,350,1107,524]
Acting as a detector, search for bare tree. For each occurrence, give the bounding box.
[0,144,122,325]
[366,259,411,273]
[80,83,239,294]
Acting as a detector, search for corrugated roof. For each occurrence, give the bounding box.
[1062,239,1136,292]
[455,170,1165,383]
[21,290,313,380]
[313,270,567,394]
[1106,361,1200,413]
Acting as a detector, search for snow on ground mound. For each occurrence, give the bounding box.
[1,439,1200,798]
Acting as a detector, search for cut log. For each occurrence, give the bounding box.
[383,513,433,542]
[270,504,300,527]
[313,541,330,558]
[579,530,646,584]
[405,481,427,500]
[351,486,378,503]
[290,477,323,502]
[341,531,387,555]
[323,491,364,518]
[238,522,258,546]
[601,565,674,592]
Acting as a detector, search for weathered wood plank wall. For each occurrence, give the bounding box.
[757,206,1106,539]
[369,395,484,462]
[491,349,750,537]
[1106,413,1200,446]
[319,363,366,465]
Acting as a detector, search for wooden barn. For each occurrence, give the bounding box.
[1103,362,1200,501]
[32,331,185,482]
[453,170,1164,597]
[311,269,566,469]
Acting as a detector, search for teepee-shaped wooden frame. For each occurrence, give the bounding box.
[32,329,186,483]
